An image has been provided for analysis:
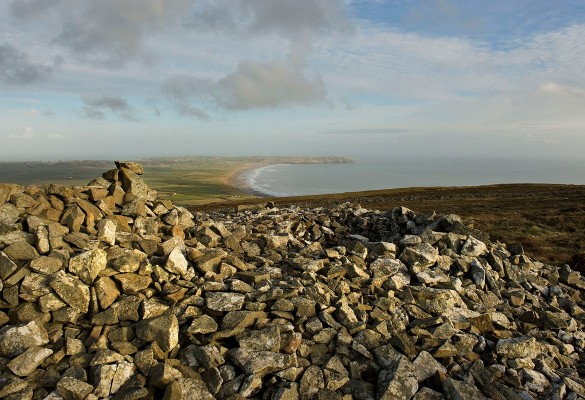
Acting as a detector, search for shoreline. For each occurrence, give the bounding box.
[222,161,274,198]
[222,157,354,198]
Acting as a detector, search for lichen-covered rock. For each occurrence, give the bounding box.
[0,320,49,357]
[6,346,53,376]
[136,313,179,352]
[50,270,90,313]
[206,291,245,312]
[68,248,107,285]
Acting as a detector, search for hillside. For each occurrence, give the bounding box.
[0,162,583,399]
[191,183,585,271]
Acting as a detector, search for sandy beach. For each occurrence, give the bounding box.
[221,160,273,197]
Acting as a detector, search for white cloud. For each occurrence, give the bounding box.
[163,60,326,117]
[47,132,64,140]
[9,126,34,139]
[9,108,39,117]
[539,82,585,98]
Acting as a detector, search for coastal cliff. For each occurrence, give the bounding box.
[0,162,583,399]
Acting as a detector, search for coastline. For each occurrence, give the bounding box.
[222,161,274,198]
[222,156,354,198]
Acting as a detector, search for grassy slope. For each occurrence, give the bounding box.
[191,184,585,268]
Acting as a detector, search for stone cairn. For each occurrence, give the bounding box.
[0,162,583,400]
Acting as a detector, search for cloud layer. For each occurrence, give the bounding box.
[0,43,53,84]
[1,0,585,160]
[10,0,192,67]
[163,61,326,118]
[80,95,139,121]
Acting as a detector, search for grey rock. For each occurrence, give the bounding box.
[6,346,53,376]
[2,241,39,260]
[229,348,295,375]
[206,291,245,312]
[35,225,50,254]
[56,377,93,400]
[165,247,188,276]
[461,236,487,257]
[50,270,90,313]
[97,219,117,245]
[163,377,214,400]
[442,377,487,400]
[399,243,439,272]
[495,336,541,359]
[0,320,49,357]
[412,351,447,382]
[68,248,107,285]
[136,313,179,352]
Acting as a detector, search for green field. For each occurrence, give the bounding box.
[0,156,350,205]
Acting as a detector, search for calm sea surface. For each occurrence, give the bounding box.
[243,157,585,197]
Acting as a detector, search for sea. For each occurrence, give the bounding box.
[243,157,585,197]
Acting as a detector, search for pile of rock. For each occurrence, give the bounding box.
[0,162,583,400]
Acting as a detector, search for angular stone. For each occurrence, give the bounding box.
[413,387,446,400]
[442,377,487,400]
[400,243,439,272]
[190,344,225,369]
[460,236,487,257]
[165,247,189,276]
[1,198,22,222]
[94,276,120,310]
[119,167,150,199]
[336,297,359,326]
[35,225,50,254]
[0,320,49,357]
[495,337,541,359]
[0,251,18,279]
[113,273,152,294]
[92,361,135,397]
[237,325,281,352]
[163,377,214,400]
[68,248,107,285]
[187,315,218,335]
[300,365,325,400]
[97,219,116,245]
[109,249,147,273]
[378,361,418,400]
[136,313,179,352]
[229,348,295,375]
[56,377,93,400]
[206,292,245,312]
[60,204,85,233]
[2,241,39,261]
[50,271,90,313]
[409,287,461,315]
[412,351,447,382]
[116,161,145,175]
[7,346,53,376]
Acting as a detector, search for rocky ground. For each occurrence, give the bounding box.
[0,162,584,399]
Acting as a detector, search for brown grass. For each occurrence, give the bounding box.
[189,184,585,270]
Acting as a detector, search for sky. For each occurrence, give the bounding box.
[1,0,584,161]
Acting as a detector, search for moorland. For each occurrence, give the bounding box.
[1,157,583,269]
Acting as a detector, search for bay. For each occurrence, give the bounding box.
[243,157,585,197]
